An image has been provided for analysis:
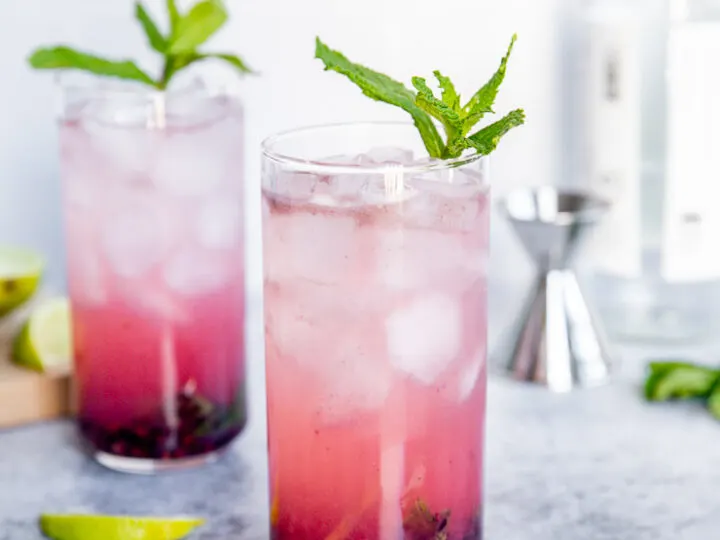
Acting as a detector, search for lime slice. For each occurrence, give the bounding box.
[40,515,205,540]
[13,297,72,374]
[0,246,44,317]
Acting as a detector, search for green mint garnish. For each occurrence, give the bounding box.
[315,36,524,160]
[28,0,252,91]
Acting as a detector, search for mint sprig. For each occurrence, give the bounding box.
[315,36,524,160]
[28,0,252,91]
[314,38,444,159]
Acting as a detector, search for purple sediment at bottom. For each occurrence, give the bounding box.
[78,391,247,460]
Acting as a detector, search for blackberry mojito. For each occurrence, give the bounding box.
[60,80,247,472]
[263,124,489,540]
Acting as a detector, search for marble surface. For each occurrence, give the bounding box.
[2,290,720,539]
[2,369,720,540]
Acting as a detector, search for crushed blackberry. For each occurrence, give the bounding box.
[80,386,247,459]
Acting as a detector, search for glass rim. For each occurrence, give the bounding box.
[54,72,235,99]
[261,121,487,175]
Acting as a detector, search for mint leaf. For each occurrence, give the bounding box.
[315,36,523,159]
[169,0,228,54]
[466,109,525,155]
[412,77,462,134]
[135,2,167,53]
[29,0,253,92]
[28,47,154,86]
[433,71,460,111]
[412,76,466,158]
[463,34,517,131]
[315,38,444,158]
[167,0,181,33]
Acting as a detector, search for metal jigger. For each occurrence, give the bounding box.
[497,187,613,392]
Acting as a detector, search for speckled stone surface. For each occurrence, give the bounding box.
[3,360,720,539]
[2,290,720,539]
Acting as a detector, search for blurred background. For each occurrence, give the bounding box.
[0,0,566,330]
[2,0,720,354]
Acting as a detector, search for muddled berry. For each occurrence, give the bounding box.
[79,388,246,460]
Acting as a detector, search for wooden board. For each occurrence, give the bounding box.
[0,294,74,430]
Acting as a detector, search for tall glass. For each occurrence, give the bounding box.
[59,77,247,473]
[262,123,489,540]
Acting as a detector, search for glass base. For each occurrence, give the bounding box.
[93,447,229,474]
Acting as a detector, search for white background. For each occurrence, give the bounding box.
[0,0,572,311]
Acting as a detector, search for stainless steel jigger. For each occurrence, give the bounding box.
[497,187,613,392]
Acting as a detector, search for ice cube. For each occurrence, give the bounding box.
[196,198,242,250]
[360,171,417,206]
[315,174,369,203]
[264,211,360,284]
[153,116,240,197]
[266,283,391,423]
[153,135,225,196]
[163,250,231,295]
[386,294,462,384]
[403,173,488,231]
[377,229,481,292]
[264,286,321,360]
[270,171,318,202]
[365,146,414,165]
[63,174,97,210]
[83,105,160,175]
[101,207,170,278]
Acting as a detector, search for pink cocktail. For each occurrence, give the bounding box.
[60,78,247,473]
[262,124,489,540]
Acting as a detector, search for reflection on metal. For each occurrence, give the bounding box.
[497,187,614,392]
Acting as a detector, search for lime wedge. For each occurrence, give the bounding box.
[0,246,44,317]
[40,515,205,540]
[13,297,72,374]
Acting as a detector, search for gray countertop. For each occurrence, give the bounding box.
[2,348,719,539]
[2,252,720,539]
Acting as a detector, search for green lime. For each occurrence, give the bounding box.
[40,515,205,540]
[13,297,72,374]
[0,246,44,317]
